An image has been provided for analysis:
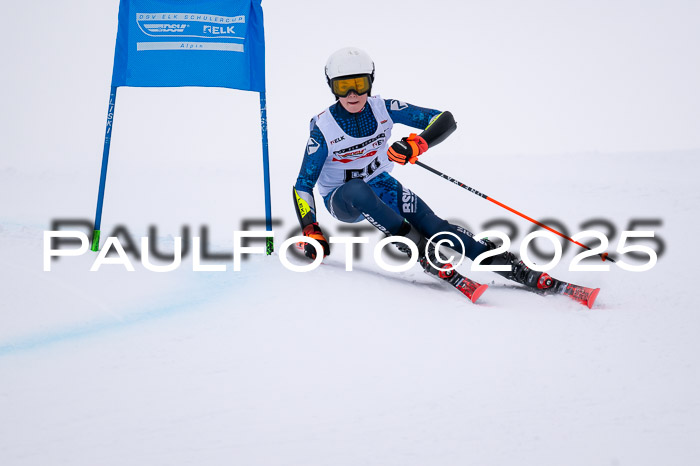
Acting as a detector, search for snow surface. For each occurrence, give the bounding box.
[2,1,700,465]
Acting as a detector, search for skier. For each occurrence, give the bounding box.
[292,47,557,293]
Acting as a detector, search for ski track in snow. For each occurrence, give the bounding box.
[2,187,699,466]
[1,141,699,465]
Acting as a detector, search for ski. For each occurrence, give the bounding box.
[555,281,600,309]
[519,273,601,309]
[435,265,489,304]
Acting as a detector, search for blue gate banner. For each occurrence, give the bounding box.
[111,0,265,91]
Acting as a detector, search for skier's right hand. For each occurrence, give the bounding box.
[302,223,330,260]
[388,133,428,165]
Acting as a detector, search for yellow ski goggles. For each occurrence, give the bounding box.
[330,74,372,97]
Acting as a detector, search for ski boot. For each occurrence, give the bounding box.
[393,221,488,303]
[482,239,557,292]
[481,240,601,307]
[393,221,453,277]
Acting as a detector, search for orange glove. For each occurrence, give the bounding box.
[387,133,429,165]
[302,223,330,259]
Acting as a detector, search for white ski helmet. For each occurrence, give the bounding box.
[325,47,375,91]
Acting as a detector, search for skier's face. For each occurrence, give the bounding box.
[338,91,367,113]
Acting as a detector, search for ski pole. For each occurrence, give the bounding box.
[414,160,615,262]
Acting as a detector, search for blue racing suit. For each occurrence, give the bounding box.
[293,98,488,260]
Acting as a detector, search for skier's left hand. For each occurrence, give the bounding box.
[387,133,428,165]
